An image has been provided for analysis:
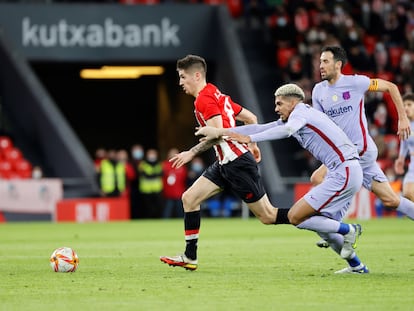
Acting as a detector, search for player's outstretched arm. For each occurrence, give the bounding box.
[373,78,411,140]
[169,138,221,169]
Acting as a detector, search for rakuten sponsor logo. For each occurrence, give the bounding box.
[22,17,180,48]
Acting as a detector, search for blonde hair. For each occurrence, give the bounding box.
[274,83,305,101]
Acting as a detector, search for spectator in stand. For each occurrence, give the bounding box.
[32,165,43,179]
[139,148,163,218]
[186,156,205,188]
[266,4,295,47]
[117,149,136,199]
[346,41,372,72]
[94,148,107,172]
[98,149,126,197]
[242,0,267,29]
[162,147,187,218]
[285,54,305,81]
[129,144,144,219]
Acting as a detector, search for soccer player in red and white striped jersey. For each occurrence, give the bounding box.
[160,55,289,271]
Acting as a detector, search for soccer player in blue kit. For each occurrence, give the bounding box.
[197,83,369,273]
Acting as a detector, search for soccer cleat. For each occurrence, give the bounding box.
[160,254,198,271]
[334,264,369,274]
[316,239,330,248]
[340,224,362,259]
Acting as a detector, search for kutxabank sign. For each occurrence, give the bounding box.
[0,4,217,61]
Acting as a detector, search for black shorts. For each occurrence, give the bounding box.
[203,152,266,203]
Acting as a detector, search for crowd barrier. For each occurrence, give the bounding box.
[55,197,129,222]
[0,179,129,222]
[0,180,400,222]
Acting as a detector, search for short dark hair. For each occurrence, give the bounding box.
[403,93,414,102]
[321,46,347,69]
[176,54,207,75]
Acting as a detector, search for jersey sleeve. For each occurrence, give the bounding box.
[311,84,323,112]
[399,139,409,158]
[354,74,371,94]
[231,115,305,142]
[231,99,243,116]
[197,94,221,121]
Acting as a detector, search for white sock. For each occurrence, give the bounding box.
[296,216,340,233]
[396,197,414,220]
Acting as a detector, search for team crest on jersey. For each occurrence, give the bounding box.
[332,94,338,102]
[342,91,351,100]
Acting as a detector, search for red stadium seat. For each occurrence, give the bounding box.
[363,35,377,55]
[14,158,33,179]
[3,147,22,163]
[277,47,296,68]
[342,62,354,74]
[204,0,225,4]
[0,136,12,152]
[376,71,394,81]
[226,0,242,18]
[0,160,13,179]
[389,46,404,68]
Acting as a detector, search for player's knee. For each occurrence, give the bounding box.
[287,210,301,226]
[181,190,197,212]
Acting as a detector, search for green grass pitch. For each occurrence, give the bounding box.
[1,217,414,311]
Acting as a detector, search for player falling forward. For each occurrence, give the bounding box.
[197,83,369,274]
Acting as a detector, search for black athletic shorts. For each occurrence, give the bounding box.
[203,152,266,203]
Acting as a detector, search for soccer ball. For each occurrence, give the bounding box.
[50,247,79,272]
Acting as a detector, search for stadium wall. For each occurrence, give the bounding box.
[0,3,284,203]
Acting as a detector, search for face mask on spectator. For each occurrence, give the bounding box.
[132,150,143,160]
[147,155,158,162]
[191,163,204,173]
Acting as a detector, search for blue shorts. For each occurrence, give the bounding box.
[304,160,362,221]
[203,152,266,203]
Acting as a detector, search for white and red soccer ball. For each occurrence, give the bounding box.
[50,247,79,272]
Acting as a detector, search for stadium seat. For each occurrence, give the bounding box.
[226,0,242,18]
[204,0,225,4]
[276,47,297,68]
[0,136,12,152]
[363,35,377,55]
[388,46,404,68]
[3,147,22,163]
[376,71,394,81]
[342,62,354,74]
[0,160,13,179]
[14,158,33,179]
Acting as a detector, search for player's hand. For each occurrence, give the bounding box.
[394,158,405,175]
[195,126,222,140]
[248,143,261,163]
[397,117,411,140]
[169,150,194,168]
[226,131,252,144]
